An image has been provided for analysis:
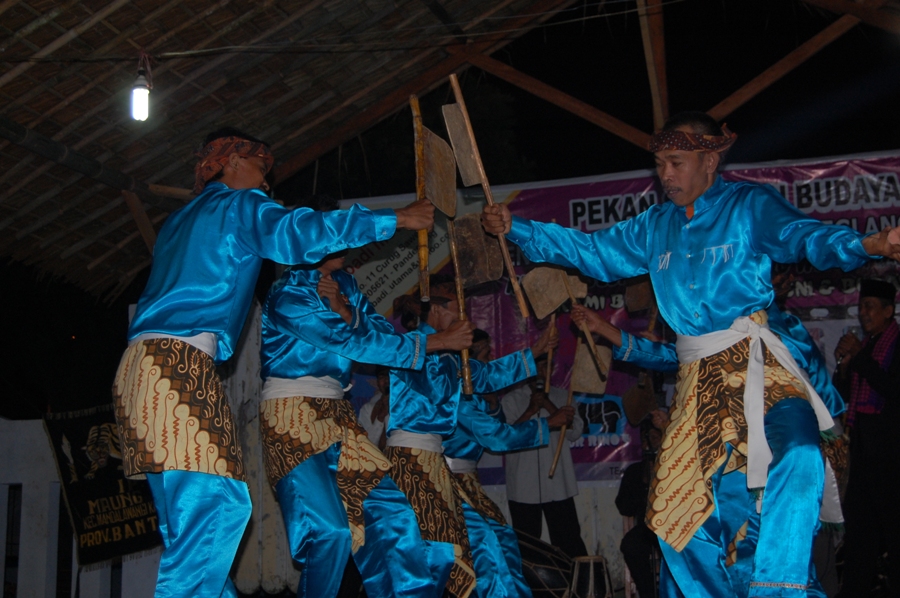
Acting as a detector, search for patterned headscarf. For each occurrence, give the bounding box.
[648,125,737,155]
[193,136,274,194]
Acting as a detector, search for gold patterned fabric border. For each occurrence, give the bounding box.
[112,339,243,481]
[260,396,390,552]
[647,338,808,551]
[385,446,476,598]
[454,471,507,526]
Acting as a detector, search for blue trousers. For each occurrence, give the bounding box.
[659,398,825,598]
[146,470,252,598]
[462,503,533,598]
[275,443,455,598]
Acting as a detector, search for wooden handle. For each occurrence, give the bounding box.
[410,94,430,301]
[448,74,529,320]
[562,276,609,381]
[447,219,474,394]
[548,385,574,478]
[543,314,556,390]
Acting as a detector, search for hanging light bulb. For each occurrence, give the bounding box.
[132,69,150,121]
[131,52,153,122]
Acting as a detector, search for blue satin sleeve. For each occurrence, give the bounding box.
[236,196,397,264]
[747,186,872,271]
[469,350,538,393]
[613,331,679,372]
[261,269,425,383]
[508,214,652,283]
[445,396,547,459]
[388,354,462,435]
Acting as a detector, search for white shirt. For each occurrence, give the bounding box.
[502,384,584,504]
[358,392,389,443]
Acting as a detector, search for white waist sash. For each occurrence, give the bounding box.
[445,457,477,473]
[385,430,444,453]
[676,315,833,490]
[131,332,217,359]
[261,376,347,401]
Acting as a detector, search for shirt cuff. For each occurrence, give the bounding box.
[372,208,398,241]
[521,348,538,379]
[537,418,550,447]
[508,216,534,245]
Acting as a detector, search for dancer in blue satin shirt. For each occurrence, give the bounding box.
[443,329,573,598]
[258,196,475,598]
[112,128,435,598]
[483,112,900,597]
[389,281,572,598]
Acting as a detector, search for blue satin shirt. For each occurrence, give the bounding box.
[614,306,845,417]
[128,182,397,363]
[508,176,871,337]
[261,268,426,384]
[443,393,548,462]
[388,323,538,436]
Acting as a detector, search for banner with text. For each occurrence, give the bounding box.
[44,404,161,566]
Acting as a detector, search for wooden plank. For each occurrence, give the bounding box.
[468,54,651,149]
[801,0,900,34]
[707,14,861,121]
[121,191,157,253]
[636,0,668,129]
[273,0,576,181]
[148,184,193,201]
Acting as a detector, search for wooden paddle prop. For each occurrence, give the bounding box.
[442,74,530,320]
[409,93,458,299]
[548,383,575,479]
[410,94,430,301]
[447,218,474,394]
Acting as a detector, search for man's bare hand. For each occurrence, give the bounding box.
[427,320,475,352]
[862,226,900,262]
[481,204,511,236]
[835,333,863,365]
[547,405,575,429]
[650,408,670,432]
[395,200,435,231]
[531,324,559,358]
[570,305,622,346]
[317,274,351,321]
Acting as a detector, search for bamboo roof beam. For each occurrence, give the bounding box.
[121,191,157,253]
[0,0,20,20]
[274,0,575,181]
[636,0,668,130]
[801,0,900,34]
[0,0,82,54]
[468,53,651,149]
[707,3,885,121]
[0,0,132,91]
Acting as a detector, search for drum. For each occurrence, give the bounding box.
[570,555,613,598]
[515,530,574,598]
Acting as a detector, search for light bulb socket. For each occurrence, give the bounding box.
[133,69,150,91]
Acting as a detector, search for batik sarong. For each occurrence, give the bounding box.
[113,338,243,481]
[384,446,477,598]
[648,336,809,551]
[260,396,390,552]
[454,471,507,525]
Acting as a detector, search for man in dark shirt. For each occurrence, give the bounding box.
[833,279,899,597]
[616,414,665,598]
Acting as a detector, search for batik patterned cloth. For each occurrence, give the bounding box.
[112,338,243,481]
[260,396,390,552]
[384,445,477,598]
[647,126,737,154]
[647,337,809,551]
[454,471,507,526]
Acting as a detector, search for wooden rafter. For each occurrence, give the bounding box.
[636,0,668,130]
[121,191,158,253]
[274,0,576,181]
[467,54,651,149]
[801,0,900,34]
[706,7,882,121]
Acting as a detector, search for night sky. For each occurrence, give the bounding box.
[3,0,899,419]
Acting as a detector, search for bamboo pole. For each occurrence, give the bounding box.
[447,219,474,394]
[410,94,431,301]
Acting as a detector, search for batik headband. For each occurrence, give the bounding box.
[193,136,274,194]
[647,125,737,154]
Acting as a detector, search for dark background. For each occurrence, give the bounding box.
[3,0,899,419]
